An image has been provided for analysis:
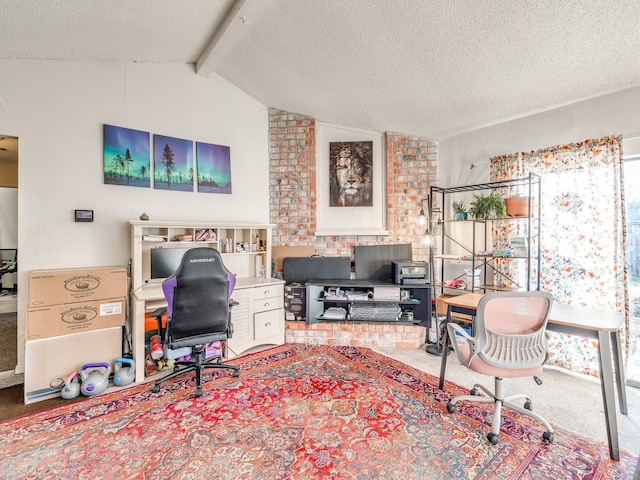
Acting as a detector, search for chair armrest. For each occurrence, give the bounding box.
[150,307,167,319]
[447,322,478,368]
[226,300,238,338]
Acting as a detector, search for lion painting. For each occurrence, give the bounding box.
[329,141,373,207]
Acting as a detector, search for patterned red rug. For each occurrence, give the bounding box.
[1,344,637,479]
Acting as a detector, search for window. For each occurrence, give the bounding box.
[624,156,640,386]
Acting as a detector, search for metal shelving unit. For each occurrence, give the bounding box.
[430,173,542,296]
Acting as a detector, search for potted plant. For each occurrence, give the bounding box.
[468,194,506,219]
[452,201,467,220]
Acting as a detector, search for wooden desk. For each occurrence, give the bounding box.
[131,277,285,384]
[439,293,628,461]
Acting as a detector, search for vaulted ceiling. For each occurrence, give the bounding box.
[1,0,640,140]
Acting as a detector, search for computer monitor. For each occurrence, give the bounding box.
[354,243,412,281]
[150,247,194,279]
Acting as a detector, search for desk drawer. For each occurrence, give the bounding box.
[253,284,284,301]
[255,308,283,340]
[253,295,284,314]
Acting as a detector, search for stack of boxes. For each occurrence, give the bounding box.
[24,266,127,403]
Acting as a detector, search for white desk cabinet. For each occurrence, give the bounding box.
[129,221,284,383]
[227,281,284,357]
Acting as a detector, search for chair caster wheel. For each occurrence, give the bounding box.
[470,388,479,396]
[152,385,160,393]
[487,433,499,445]
[195,388,202,397]
[233,370,239,377]
[524,400,533,411]
[446,402,457,413]
[543,431,554,443]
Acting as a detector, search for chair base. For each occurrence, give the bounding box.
[152,346,239,397]
[446,376,554,445]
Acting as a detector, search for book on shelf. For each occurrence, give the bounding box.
[142,235,167,242]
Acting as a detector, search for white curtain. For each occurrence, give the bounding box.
[490,136,628,376]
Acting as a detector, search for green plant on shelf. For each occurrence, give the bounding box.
[468,194,506,219]
[452,201,466,214]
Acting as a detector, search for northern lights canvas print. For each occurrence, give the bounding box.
[153,134,194,192]
[196,142,232,194]
[103,125,151,188]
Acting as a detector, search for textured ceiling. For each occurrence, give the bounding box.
[1,0,640,140]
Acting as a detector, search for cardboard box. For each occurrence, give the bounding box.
[28,266,127,308]
[284,284,306,321]
[435,294,455,317]
[272,246,317,272]
[24,326,123,403]
[26,297,126,340]
[435,293,473,322]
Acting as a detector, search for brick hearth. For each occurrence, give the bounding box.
[285,321,426,349]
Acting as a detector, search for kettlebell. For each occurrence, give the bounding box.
[61,371,81,399]
[80,362,111,396]
[113,358,135,387]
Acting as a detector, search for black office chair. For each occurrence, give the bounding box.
[0,249,17,294]
[150,247,239,397]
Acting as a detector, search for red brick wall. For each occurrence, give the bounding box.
[269,109,317,245]
[269,109,438,262]
[386,132,439,261]
[286,321,425,349]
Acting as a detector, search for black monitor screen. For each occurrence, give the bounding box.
[354,243,413,281]
[150,247,193,279]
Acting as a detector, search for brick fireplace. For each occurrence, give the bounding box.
[268,108,439,259]
[285,320,426,349]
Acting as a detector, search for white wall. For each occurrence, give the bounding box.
[0,59,270,372]
[439,86,640,187]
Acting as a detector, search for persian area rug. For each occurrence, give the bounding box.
[0,344,637,479]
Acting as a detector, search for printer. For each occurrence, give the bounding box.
[392,261,429,285]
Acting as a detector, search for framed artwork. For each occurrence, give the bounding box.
[329,141,373,207]
[153,134,194,191]
[315,123,387,235]
[103,124,150,187]
[196,142,232,194]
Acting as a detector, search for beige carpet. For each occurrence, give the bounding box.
[376,345,640,458]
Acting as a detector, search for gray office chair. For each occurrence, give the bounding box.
[445,291,554,445]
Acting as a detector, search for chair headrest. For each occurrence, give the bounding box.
[161,247,236,321]
[171,247,228,282]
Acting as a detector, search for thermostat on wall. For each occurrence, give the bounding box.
[75,209,94,222]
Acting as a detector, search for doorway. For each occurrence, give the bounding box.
[624,156,640,387]
[0,134,18,381]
